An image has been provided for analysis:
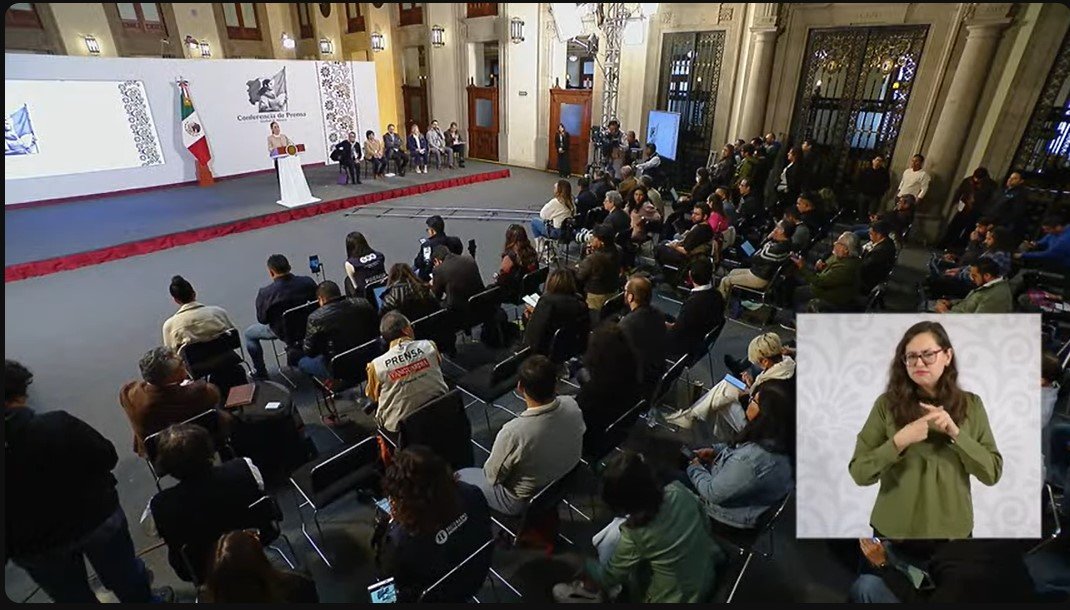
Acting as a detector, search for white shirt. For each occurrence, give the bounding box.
[635,154,662,175]
[897,167,931,200]
[539,197,574,229]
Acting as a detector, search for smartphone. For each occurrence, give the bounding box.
[309,255,322,274]
[680,446,696,461]
[368,577,397,603]
[374,497,392,516]
[724,373,748,392]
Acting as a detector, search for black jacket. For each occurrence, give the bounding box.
[255,274,318,339]
[431,253,485,312]
[667,287,724,357]
[860,238,897,293]
[302,296,379,360]
[576,247,621,296]
[680,221,715,252]
[857,166,891,199]
[737,193,764,221]
[378,482,493,603]
[150,458,263,582]
[985,186,1029,238]
[524,293,589,355]
[414,233,464,281]
[592,179,614,205]
[5,408,120,559]
[380,282,441,321]
[604,208,631,236]
[618,305,668,385]
[332,139,362,165]
[383,132,404,155]
[576,189,600,219]
[345,251,387,296]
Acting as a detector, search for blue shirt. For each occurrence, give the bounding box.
[1022,227,1070,268]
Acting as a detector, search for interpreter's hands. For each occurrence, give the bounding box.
[695,448,718,463]
[892,410,942,451]
[934,299,951,313]
[741,371,755,388]
[859,538,888,568]
[921,402,959,440]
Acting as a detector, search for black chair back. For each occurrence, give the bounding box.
[144,409,225,476]
[330,338,386,384]
[589,399,646,462]
[547,314,590,365]
[521,266,550,296]
[281,300,318,345]
[599,292,626,321]
[491,347,533,386]
[686,322,725,367]
[363,276,389,311]
[524,463,580,521]
[245,495,284,546]
[417,539,495,603]
[398,389,474,470]
[310,436,380,493]
[651,354,689,406]
[464,286,503,332]
[180,328,242,372]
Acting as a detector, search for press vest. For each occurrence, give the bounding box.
[372,339,448,432]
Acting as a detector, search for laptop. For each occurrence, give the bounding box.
[373,286,389,309]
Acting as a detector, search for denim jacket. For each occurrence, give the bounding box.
[686,440,793,528]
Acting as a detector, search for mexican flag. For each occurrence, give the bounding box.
[179,80,211,165]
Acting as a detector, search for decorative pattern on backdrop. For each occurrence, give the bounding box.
[316,61,358,164]
[118,80,164,166]
[795,313,1042,539]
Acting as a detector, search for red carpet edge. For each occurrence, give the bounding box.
[6,169,511,283]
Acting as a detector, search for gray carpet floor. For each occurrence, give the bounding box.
[5,165,1064,602]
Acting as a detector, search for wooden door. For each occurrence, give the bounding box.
[401,83,429,134]
[466,84,499,161]
[548,87,592,175]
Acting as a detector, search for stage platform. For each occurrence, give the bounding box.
[5,161,509,281]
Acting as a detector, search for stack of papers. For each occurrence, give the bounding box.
[522,293,540,308]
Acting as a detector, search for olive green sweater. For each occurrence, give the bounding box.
[848,392,1002,539]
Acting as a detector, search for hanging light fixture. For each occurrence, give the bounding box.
[509,17,525,44]
[280,32,296,50]
[184,35,198,50]
[430,25,445,48]
[83,35,101,55]
[199,41,211,58]
[319,37,334,55]
[371,31,386,52]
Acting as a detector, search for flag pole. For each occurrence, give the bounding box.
[179,77,215,186]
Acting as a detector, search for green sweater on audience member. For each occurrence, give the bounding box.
[586,482,726,603]
[799,255,863,308]
[949,278,1013,313]
[848,392,1002,539]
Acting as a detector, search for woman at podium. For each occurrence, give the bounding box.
[267,121,293,176]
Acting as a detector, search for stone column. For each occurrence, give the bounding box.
[922,20,1009,238]
[738,26,779,139]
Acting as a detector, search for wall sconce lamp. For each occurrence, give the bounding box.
[199,41,211,58]
[84,34,101,55]
[184,34,198,50]
[370,31,386,52]
[431,25,445,48]
[319,38,334,55]
[510,17,525,44]
[280,33,296,50]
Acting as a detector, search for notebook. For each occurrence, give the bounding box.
[224,383,256,409]
[522,293,541,308]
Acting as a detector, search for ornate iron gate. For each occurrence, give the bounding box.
[657,30,726,190]
[789,25,929,193]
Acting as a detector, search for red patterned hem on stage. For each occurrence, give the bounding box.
[6,170,511,283]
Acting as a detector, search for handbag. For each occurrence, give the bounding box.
[337,171,349,185]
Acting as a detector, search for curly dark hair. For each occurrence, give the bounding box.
[383,446,462,537]
[885,321,967,428]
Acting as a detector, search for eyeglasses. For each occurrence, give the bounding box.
[902,348,946,366]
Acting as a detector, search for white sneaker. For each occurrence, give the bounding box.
[385,172,396,177]
[552,581,604,603]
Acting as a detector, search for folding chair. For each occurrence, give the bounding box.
[728,262,790,330]
[458,286,504,339]
[582,398,647,468]
[598,291,627,322]
[311,338,385,431]
[710,492,792,603]
[547,314,591,366]
[1028,482,1063,555]
[641,354,690,431]
[180,328,249,399]
[142,409,230,491]
[246,495,299,571]
[289,436,381,567]
[455,347,533,428]
[488,463,586,558]
[521,266,551,299]
[415,539,506,603]
[675,321,726,383]
[271,300,318,388]
[396,389,475,471]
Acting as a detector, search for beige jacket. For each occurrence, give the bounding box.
[162,302,235,351]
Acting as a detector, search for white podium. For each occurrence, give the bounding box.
[271,144,321,208]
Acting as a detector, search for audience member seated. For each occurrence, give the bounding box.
[982,169,1029,240]
[149,424,265,582]
[932,258,1013,314]
[734,143,760,188]
[665,258,724,358]
[120,346,224,456]
[413,215,464,282]
[1015,213,1070,271]
[366,312,449,438]
[654,201,714,270]
[532,179,577,249]
[204,530,319,603]
[162,275,235,351]
[297,280,378,379]
[431,245,486,320]
[933,218,994,276]
[627,186,662,242]
[576,224,623,311]
[939,167,998,250]
[426,120,452,169]
[591,169,615,205]
[684,378,794,528]
[365,130,387,179]
[6,360,170,603]
[639,175,664,217]
[618,275,668,392]
[666,333,796,442]
[494,224,539,299]
[552,451,725,603]
[706,193,731,240]
[775,146,805,213]
[709,146,735,188]
[617,165,639,202]
[796,191,826,238]
[374,446,493,602]
[717,221,795,305]
[849,539,1036,603]
[445,122,466,168]
[634,143,664,184]
[344,231,387,296]
[383,124,409,176]
[523,269,589,355]
[456,355,585,515]
[782,205,811,252]
[735,177,764,225]
[576,176,600,220]
[380,263,441,321]
[600,190,631,236]
[574,325,642,457]
[243,254,318,379]
[789,232,863,312]
[860,220,897,293]
[927,227,1014,299]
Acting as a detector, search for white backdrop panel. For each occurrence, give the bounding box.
[3,54,379,205]
[795,313,1041,539]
